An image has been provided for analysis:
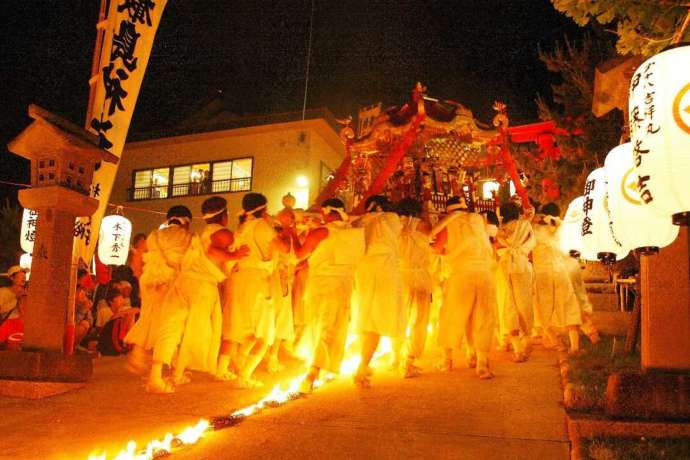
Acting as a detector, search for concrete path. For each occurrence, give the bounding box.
[0,345,568,460]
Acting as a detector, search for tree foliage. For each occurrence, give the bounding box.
[551,0,690,56]
[521,36,622,207]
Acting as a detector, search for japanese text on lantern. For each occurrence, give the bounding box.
[581,178,595,237]
[90,0,156,150]
[20,209,38,253]
[629,60,659,205]
[25,210,37,243]
[111,222,124,258]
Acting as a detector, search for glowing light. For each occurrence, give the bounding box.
[19,253,32,280]
[480,180,500,200]
[296,175,309,187]
[87,331,398,460]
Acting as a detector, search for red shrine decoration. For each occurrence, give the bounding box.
[316,83,566,216]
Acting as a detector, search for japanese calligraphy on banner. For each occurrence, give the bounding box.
[20,208,38,254]
[98,214,132,265]
[73,0,168,264]
[629,45,690,219]
[580,168,629,262]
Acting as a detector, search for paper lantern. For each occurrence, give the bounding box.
[581,168,629,263]
[98,214,132,266]
[20,208,38,254]
[628,44,690,225]
[559,196,591,259]
[19,253,32,281]
[604,143,679,254]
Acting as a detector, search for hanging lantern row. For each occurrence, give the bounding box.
[628,44,690,226]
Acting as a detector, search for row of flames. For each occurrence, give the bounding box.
[86,332,405,460]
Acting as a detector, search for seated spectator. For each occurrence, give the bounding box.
[128,233,148,280]
[112,265,141,308]
[74,287,96,349]
[97,288,140,356]
[0,266,28,346]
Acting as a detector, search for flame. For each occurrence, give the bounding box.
[87,333,398,459]
[87,420,208,460]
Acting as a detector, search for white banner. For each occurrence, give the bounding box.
[72,0,168,265]
[357,102,381,139]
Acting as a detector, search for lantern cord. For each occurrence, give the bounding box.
[672,8,690,44]
[0,179,31,188]
[301,0,315,121]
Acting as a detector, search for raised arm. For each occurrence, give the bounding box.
[292,227,329,260]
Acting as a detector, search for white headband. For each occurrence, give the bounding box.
[237,203,267,217]
[167,216,191,226]
[202,207,227,220]
[322,206,349,221]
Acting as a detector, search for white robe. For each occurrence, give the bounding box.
[304,221,364,372]
[125,225,191,350]
[495,219,535,335]
[271,250,295,342]
[227,217,277,343]
[436,211,496,353]
[153,234,225,373]
[399,216,433,358]
[354,212,404,338]
[532,224,582,329]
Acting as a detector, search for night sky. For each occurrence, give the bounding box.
[0,0,587,204]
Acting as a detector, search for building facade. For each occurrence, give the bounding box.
[110,108,344,234]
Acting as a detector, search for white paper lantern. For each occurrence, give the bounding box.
[20,208,38,254]
[628,44,690,225]
[581,168,630,263]
[98,214,132,266]
[19,253,32,281]
[559,196,593,259]
[604,143,679,254]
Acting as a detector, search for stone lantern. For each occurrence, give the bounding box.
[0,105,117,395]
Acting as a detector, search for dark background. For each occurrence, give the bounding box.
[0,0,586,204]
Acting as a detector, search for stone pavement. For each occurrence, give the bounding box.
[0,347,569,460]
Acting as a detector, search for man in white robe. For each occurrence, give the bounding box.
[199,196,251,381]
[495,202,536,363]
[292,198,365,393]
[125,206,193,375]
[353,195,404,388]
[227,193,290,388]
[147,199,247,393]
[395,198,433,378]
[532,203,582,354]
[431,196,496,379]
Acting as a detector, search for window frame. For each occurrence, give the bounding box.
[129,156,254,201]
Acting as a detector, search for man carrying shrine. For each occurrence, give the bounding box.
[292,198,365,393]
[225,193,290,389]
[395,198,433,378]
[352,195,404,388]
[495,202,536,363]
[531,203,582,354]
[125,206,193,376]
[147,200,248,393]
[431,196,496,380]
[198,196,250,382]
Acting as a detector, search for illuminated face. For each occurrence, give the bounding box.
[12,271,26,287]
